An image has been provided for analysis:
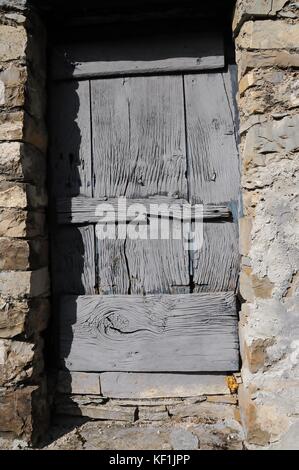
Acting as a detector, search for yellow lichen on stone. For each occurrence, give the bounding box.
[227,375,239,394]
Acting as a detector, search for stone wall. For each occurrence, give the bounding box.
[0,0,299,449]
[234,0,299,449]
[0,0,49,444]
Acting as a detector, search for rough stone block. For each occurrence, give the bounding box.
[0,267,49,298]
[167,402,236,422]
[243,116,299,164]
[239,217,252,256]
[4,12,26,23]
[206,395,238,405]
[233,1,289,33]
[239,71,299,115]
[238,384,269,445]
[243,337,275,373]
[0,208,46,237]
[0,1,27,10]
[0,237,29,270]
[239,266,274,301]
[0,111,47,153]
[238,21,299,50]
[57,371,101,395]
[0,182,47,209]
[0,237,48,271]
[236,50,299,78]
[251,274,274,299]
[0,297,27,337]
[0,111,23,140]
[0,24,27,62]
[138,406,169,422]
[0,142,46,184]
[0,385,48,444]
[239,71,257,95]
[170,428,199,450]
[0,339,36,385]
[239,266,254,302]
[0,64,26,108]
[0,297,49,339]
[238,384,290,446]
[100,372,230,398]
[55,396,136,422]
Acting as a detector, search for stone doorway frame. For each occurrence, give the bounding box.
[0,0,298,449]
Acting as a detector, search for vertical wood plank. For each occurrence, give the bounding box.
[97,237,130,295]
[91,76,187,199]
[92,75,189,293]
[126,220,190,294]
[184,71,240,205]
[192,222,239,293]
[184,69,240,293]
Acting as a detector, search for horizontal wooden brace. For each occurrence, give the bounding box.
[56,196,232,224]
[52,32,224,80]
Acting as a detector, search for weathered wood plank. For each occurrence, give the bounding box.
[126,226,190,294]
[97,238,130,294]
[96,219,189,295]
[193,222,239,293]
[51,225,96,295]
[49,80,92,198]
[184,68,240,293]
[52,32,224,80]
[56,196,231,224]
[91,75,190,294]
[184,70,240,205]
[57,371,101,395]
[100,372,231,398]
[91,75,187,199]
[60,292,239,372]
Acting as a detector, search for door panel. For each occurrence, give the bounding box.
[50,36,240,375]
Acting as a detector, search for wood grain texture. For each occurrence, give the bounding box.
[184,70,240,205]
[125,226,190,294]
[100,372,230,398]
[49,80,92,198]
[91,75,190,294]
[193,222,239,293]
[52,32,224,80]
[97,238,130,294]
[96,220,189,295]
[60,292,239,372]
[51,225,96,295]
[56,196,231,224]
[91,75,187,199]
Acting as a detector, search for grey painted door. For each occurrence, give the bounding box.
[50,32,240,374]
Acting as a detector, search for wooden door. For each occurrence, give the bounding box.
[50,31,240,378]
